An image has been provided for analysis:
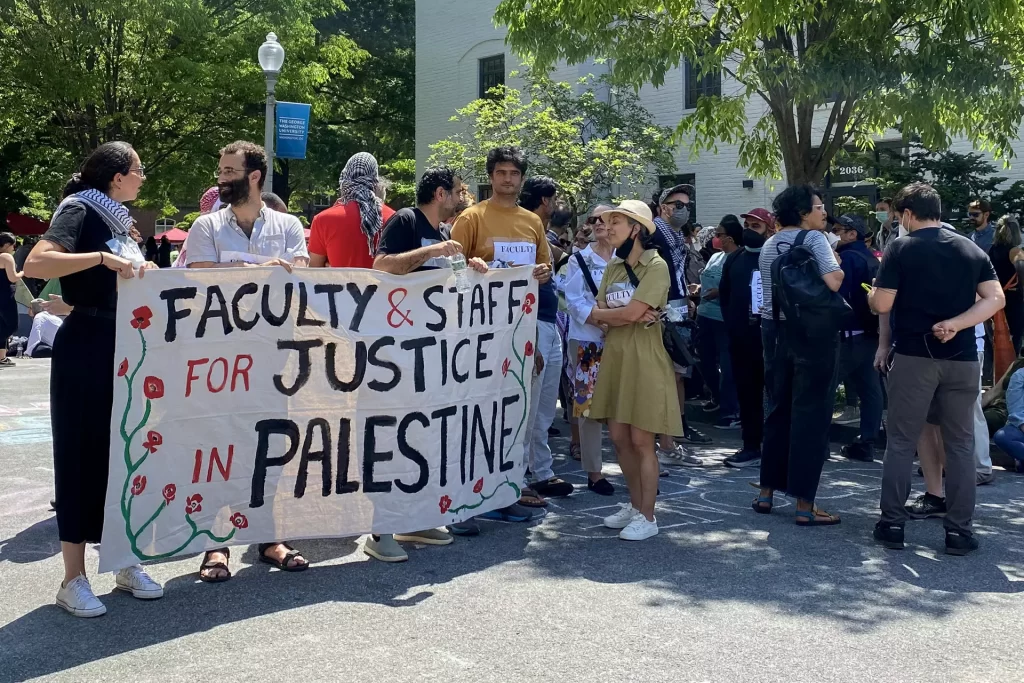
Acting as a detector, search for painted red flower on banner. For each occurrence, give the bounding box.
[117,359,129,377]
[525,341,534,357]
[131,475,147,496]
[522,293,536,314]
[143,431,163,454]
[230,512,248,529]
[473,478,484,494]
[162,484,176,504]
[185,493,203,515]
[143,376,165,400]
[130,306,153,330]
[501,358,510,377]
[439,495,453,514]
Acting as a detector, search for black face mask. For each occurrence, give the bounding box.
[615,229,637,260]
[218,177,250,206]
[742,228,766,249]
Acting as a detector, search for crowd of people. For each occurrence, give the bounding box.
[6,138,1024,619]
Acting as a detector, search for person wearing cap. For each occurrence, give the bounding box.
[588,200,680,541]
[718,211,773,468]
[832,214,883,463]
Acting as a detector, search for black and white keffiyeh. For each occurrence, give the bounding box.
[52,187,143,264]
[339,152,383,255]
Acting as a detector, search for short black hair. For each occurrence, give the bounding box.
[773,184,821,227]
[720,214,743,245]
[416,166,457,205]
[486,146,527,176]
[894,182,942,221]
[0,232,16,249]
[519,175,558,211]
[221,140,269,189]
[662,183,694,203]
[969,198,992,214]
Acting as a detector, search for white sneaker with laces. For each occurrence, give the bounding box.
[603,503,641,529]
[115,565,164,599]
[56,575,107,617]
[658,445,704,468]
[619,516,659,541]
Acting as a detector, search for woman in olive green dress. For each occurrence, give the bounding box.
[587,200,681,541]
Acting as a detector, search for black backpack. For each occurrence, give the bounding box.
[771,231,852,338]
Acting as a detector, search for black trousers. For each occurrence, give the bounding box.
[760,321,839,502]
[728,323,764,451]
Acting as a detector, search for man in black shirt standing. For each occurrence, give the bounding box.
[869,183,1004,555]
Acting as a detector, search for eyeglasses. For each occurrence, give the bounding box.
[968,212,982,218]
[586,216,605,225]
[813,204,826,212]
[662,200,689,210]
[129,165,146,178]
[216,167,248,179]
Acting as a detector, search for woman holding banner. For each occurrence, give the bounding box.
[585,200,679,542]
[24,142,163,617]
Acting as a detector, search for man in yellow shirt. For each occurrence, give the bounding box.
[451,146,557,532]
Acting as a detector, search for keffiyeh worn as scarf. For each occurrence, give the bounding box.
[696,225,716,251]
[339,152,383,255]
[51,187,144,265]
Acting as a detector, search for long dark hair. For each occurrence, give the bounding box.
[62,141,135,198]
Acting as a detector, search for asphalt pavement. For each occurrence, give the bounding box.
[1,358,1023,682]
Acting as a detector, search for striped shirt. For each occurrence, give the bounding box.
[758,229,841,321]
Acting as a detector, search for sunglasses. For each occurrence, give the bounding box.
[662,200,689,210]
[968,212,982,218]
[586,216,605,225]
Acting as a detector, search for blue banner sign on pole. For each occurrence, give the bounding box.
[275,102,311,160]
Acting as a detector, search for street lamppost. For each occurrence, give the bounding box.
[258,32,285,191]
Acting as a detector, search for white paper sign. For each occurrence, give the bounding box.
[493,241,537,266]
[99,266,537,571]
[750,270,764,315]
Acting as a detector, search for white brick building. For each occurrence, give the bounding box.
[415,0,1024,225]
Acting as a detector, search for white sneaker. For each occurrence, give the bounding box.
[603,503,641,529]
[56,575,107,617]
[619,516,659,541]
[114,565,164,600]
[658,445,704,467]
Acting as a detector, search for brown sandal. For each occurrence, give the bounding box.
[199,548,231,583]
[518,486,549,508]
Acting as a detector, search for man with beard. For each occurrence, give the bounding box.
[967,198,995,254]
[719,208,774,468]
[450,145,553,528]
[186,140,309,582]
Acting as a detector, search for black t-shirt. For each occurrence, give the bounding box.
[42,202,118,311]
[376,207,448,271]
[877,226,997,361]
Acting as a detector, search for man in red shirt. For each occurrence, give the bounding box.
[309,152,395,267]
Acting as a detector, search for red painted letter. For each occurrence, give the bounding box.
[192,449,203,484]
[206,445,234,482]
[232,355,253,392]
[185,358,210,398]
[207,357,229,393]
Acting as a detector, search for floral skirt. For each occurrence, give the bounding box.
[570,339,605,419]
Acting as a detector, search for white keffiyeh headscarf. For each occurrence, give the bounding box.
[339,152,383,255]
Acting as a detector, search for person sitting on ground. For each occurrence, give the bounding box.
[589,200,679,541]
[992,362,1024,474]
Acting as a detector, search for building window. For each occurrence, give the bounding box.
[684,60,721,109]
[477,184,493,201]
[155,218,176,231]
[479,54,505,99]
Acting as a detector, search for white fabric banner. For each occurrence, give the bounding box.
[99,266,537,572]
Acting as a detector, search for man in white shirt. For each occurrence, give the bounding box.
[186,140,309,581]
[27,298,64,357]
[187,141,308,271]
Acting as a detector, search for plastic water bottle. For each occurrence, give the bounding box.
[449,253,471,293]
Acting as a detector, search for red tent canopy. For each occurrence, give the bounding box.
[5,213,49,236]
[154,227,190,243]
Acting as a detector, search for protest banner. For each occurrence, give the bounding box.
[98,266,537,572]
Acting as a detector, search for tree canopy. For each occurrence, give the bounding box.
[0,0,415,219]
[495,0,1024,186]
[428,64,676,212]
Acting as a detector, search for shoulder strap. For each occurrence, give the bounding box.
[794,230,808,247]
[623,262,641,288]
[575,252,598,296]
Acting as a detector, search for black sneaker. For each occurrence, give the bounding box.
[841,441,874,463]
[448,519,480,536]
[905,493,946,519]
[702,400,719,413]
[587,478,615,496]
[724,449,761,469]
[873,521,905,550]
[532,477,574,497]
[945,530,979,556]
[683,425,712,444]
